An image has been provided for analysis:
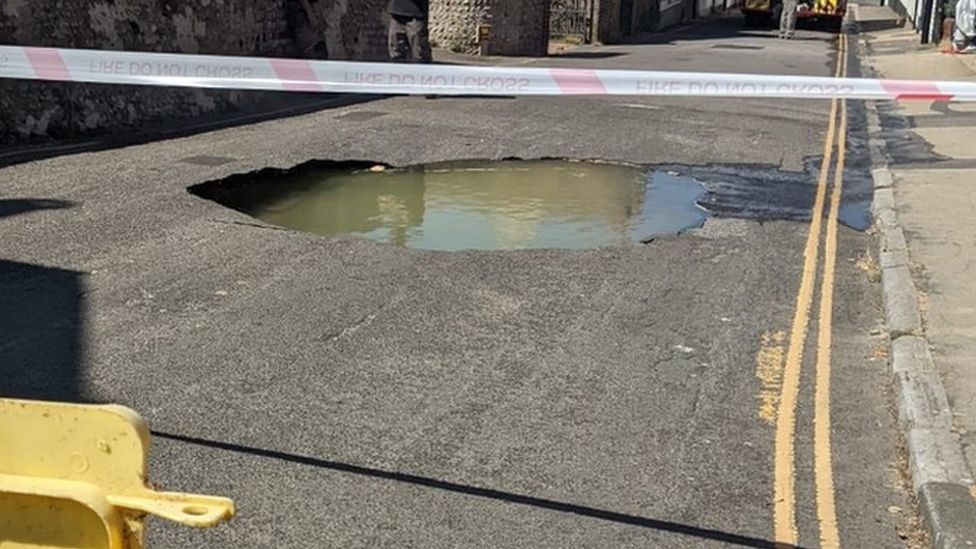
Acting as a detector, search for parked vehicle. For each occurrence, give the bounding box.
[743,0,847,31]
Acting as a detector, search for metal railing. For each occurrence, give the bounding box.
[550,0,594,42]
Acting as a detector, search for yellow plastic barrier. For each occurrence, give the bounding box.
[0,398,234,548]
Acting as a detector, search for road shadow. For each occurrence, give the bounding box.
[622,14,837,45]
[421,95,517,100]
[550,51,629,59]
[0,198,74,218]
[0,198,86,402]
[154,430,808,549]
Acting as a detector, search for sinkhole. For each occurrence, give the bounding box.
[190,159,872,251]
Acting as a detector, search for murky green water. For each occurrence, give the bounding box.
[223,160,709,251]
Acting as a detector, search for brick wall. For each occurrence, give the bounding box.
[0,0,389,143]
[307,0,390,61]
[430,0,550,56]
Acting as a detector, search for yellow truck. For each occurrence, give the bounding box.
[743,0,846,31]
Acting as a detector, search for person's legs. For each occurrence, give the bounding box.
[388,15,412,62]
[787,1,798,37]
[405,17,433,63]
[780,0,797,38]
[772,2,786,38]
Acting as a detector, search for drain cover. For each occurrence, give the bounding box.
[180,155,237,166]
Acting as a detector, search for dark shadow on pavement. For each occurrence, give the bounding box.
[0,199,86,402]
[423,95,517,100]
[154,430,806,549]
[0,198,75,218]
[551,51,629,59]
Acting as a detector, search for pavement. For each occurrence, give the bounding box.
[859,22,976,548]
[853,4,907,32]
[0,15,926,549]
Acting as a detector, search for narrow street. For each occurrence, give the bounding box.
[1,13,922,549]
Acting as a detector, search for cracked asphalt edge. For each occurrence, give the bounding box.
[861,35,976,548]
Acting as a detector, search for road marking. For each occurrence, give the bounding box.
[756,330,787,424]
[814,32,848,549]
[773,32,846,547]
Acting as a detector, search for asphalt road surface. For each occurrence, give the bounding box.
[0,15,919,549]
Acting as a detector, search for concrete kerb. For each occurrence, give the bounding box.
[873,186,895,213]
[919,483,976,549]
[882,264,923,337]
[863,68,976,546]
[881,223,908,254]
[907,428,976,489]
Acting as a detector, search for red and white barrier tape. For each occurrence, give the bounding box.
[0,45,971,101]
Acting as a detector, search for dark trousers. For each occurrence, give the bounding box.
[389,15,432,63]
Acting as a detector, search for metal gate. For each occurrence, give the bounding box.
[550,0,594,42]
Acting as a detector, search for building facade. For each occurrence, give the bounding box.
[430,0,551,56]
[0,0,389,142]
[562,0,736,43]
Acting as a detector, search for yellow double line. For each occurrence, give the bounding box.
[773,33,848,549]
